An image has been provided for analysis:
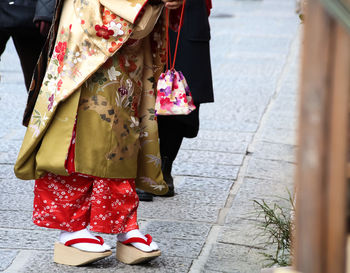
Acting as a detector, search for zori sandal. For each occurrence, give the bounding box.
[116,234,161,264]
[54,236,112,266]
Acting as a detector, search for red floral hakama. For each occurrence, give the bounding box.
[33,173,139,233]
[32,127,139,234]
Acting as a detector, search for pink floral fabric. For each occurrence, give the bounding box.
[155,70,196,115]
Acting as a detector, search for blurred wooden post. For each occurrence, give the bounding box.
[294,0,350,273]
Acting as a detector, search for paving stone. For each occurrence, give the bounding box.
[0,228,58,250]
[156,189,229,209]
[0,41,21,73]
[217,219,267,248]
[175,149,244,166]
[201,270,228,273]
[210,65,278,90]
[0,210,35,230]
[0,178,34,194]
[138,200,219,223]
[251,141,296,163]
[0,131,7,138]
[200,106,264,128]
[0,164,16,179]
[213,76,277,100]
[213,77,278,101]
[195,130,253,143]
[0,90,26,106]
[238,177,293,205]
[261,0,295,9]
[201,102,265,125]
[267,96,298,117]
[2,128,26,141]
[211,1,262,16]
[245,157,295,182]
[175,176,233,193]
[181,138,249,154]
[204,243,264,273]
[200,119,259,133]
[156,238,204,259]
[199,80,279,127]
[260,127,297,146]
[0,151,18,164]
[0,72,26,85]
[205,106,269,127]
[172,161,240,180]
[231,16,298,37]
[225,194,293,225]
[263,113,297,131]
[142,220,211,240]
[228,35,292,55]
[0,192,34,211]
[0,249,18,271]
[225,197,259,222]
[0,141,22,164]
[0,83,26,94]
[225,178,293,224]
[220,58,285,80]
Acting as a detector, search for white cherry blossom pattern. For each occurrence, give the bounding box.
[108,21,125,37]
[33,173,139,234]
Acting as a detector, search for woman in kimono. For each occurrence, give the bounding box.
[158,0,213,196]
[14,0,182,266]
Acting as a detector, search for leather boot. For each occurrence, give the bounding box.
[161,156,174,197]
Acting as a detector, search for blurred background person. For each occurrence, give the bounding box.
[138,0,214,201]
[0,0,55,90]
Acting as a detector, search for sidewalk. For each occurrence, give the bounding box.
[0,0,300,272]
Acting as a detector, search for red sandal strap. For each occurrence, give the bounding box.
[121,234,153,246]
[95,236,105,245]
[64,237,104,247]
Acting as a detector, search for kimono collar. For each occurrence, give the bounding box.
[73,0,149,56]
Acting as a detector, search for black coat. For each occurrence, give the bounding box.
[169,0,214,104]
[0,0,55,29]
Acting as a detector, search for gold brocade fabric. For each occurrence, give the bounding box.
[14,0,169,195]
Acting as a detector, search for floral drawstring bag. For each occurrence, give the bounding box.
[155,0,196,116]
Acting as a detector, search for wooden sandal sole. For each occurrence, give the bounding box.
[54,242,112,266]
[116,241,161,265]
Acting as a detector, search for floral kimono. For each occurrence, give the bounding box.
[14,0,170,195]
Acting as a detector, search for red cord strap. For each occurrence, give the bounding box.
[121,234,153,246]
[64,236,104,246]
[165,0,186,71]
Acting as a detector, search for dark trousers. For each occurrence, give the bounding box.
[158,105,200,162]
[0,28,46,90]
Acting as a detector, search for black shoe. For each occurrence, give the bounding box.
[136,189,153,201]
[160,156,175,197]
[162,176,174,197]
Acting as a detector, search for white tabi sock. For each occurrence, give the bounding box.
[59,228,111,252]
[117,229,159,252]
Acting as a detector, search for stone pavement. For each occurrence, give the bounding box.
[0,0,300,272]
